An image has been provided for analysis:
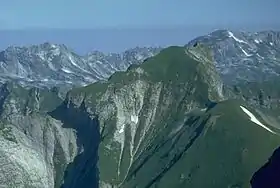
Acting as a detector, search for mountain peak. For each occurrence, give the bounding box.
[188,29,280,84]
[64,42,280,188]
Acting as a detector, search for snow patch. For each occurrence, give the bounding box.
[228,31,248,44]
[240,47,252,57]
[105,62,118,71]
[254,39,260,44]
[96,60,103,64]
[37,52,45,60]
[26,78,34,82]
[240,106,276,134]
[130,115,139,124]
[119,124,125,133]
[257,53,264,59]
[68,55,93,74]
[135,54,144,61]
[80,82,88,86]
[84,76,95,82]
[61,68,73,74]
[270,42,274,46]
[50,48,60,56]
[68,55,79,67]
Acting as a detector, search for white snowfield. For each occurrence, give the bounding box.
[240,106,276,134]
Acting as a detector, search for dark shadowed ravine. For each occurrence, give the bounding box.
[49,99,100,188]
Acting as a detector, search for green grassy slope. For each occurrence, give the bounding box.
[120,100,280,188]
[63,45,280,188]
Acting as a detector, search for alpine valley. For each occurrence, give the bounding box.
[0,29,280,188]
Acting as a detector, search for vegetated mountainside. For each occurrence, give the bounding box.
[0,36,280,188]
[0,44,161,88]
[57,45,280,187]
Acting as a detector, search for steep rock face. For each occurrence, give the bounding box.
[0,83,79,188]
[185,43,224,100]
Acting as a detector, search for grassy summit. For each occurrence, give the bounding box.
[63,45,280,187]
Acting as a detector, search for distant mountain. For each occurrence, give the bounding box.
[0,29,279,90]
[187,29,280,84]
[0,43,161,88]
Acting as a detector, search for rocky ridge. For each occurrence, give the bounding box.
[188,29,280,84]
[0,29,280,90]
[0,44,161,88]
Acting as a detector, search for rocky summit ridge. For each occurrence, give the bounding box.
[0,30,280,188]
[188,29,280,84]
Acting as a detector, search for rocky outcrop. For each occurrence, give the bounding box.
[0,83,78,188]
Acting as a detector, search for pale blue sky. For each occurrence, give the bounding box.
[0,0,279,53]
[1,0,279,29]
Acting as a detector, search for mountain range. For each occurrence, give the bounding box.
[0,29,279,89]
[0,44,161,88]
[0,29,280,188]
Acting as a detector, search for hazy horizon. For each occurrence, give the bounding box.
[1,0,280,53]
[1,25,280,54]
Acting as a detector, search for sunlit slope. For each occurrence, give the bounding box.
[67,45,224,186]
[67,45,280,188]
[121,100,280,188]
